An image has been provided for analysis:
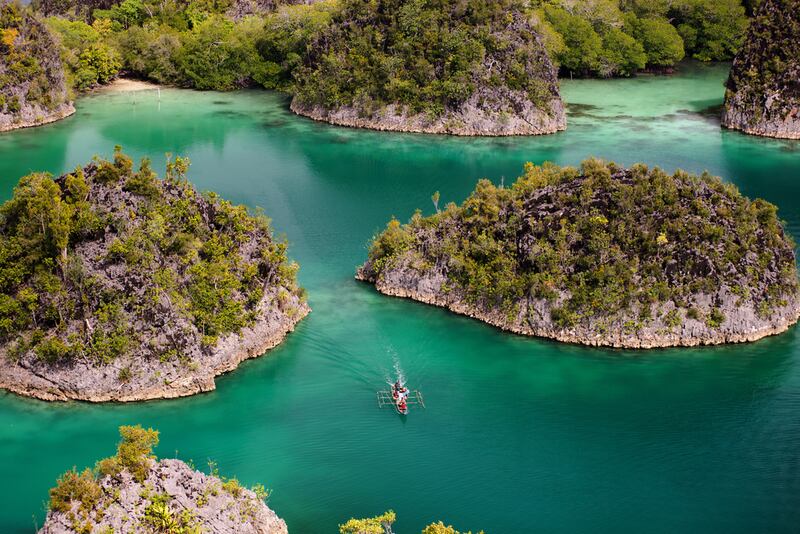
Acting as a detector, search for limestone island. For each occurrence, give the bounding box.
[40,425,287,534]
[0,148,309,401]
[357,160,800,348]
[290,0,566,136]
[0,1,74,132]
[722,0,800,139]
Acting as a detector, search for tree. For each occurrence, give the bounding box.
[339,510,396,534]
[544,6,602,76]
[557,0,623,28]
[422,522,484,534]
[93,0,147,31]
[670,0,749,61]
[175,15,258,90]
[46,17,121,90]
[97,425,160,482]
[1,172,72,263]
[598,26,646,76]
[624,13,685,67]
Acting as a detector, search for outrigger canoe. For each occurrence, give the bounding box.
[377,388,425,415]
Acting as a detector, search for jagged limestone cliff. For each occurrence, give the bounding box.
[358,160,800,348]
[291,0,566,136]
[0,149,309,402]
[228,0,325,19]
[40,426,288,534]
[0,1,74,132]
[722,0,800,139]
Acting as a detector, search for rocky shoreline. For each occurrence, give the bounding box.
[357,269,800,349]
[41,456,288,533]
[290,90,567,137]
[0,151,310,403]
[722,0,800,140]
[0,103,75,133]
[722,106,800,140]
[357,162,800,349]
[0,297,309,402]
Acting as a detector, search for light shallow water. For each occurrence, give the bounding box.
[1,62,799,533]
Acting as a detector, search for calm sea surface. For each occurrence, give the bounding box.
[1,62,799,533]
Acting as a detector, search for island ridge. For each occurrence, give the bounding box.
[358,160,800,348]
[0,148,309,401]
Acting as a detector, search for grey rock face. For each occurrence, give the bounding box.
[0,4,75,132]
[360,261,800,348]
[292,9,566,137]
[39,459,289,534]
[357,168,800,349]
[0,162,309,402]
[722,0,800,139]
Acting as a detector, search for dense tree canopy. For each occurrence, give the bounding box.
[534,0,749,76]
[291,0,559,117]
[8,0,756,98]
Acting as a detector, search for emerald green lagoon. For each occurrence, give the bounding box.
[2,62,799,533]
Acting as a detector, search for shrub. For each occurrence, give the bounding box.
[97,424,159,482]
[364,160,798,333]
[34,336,73,363]
[49,467,101,514]
[339,510,396,534]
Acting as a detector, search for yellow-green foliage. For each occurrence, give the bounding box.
[366,159,798,327]
[422,522,484,534]
[97,425,159,482]
[143,495,202,534]
[49,467,102,514]
[339,510,396,534]
[0,147,302,367]
[221,477,243,498]
[293,0,557,116]
[0,2,65,112]
[45,16,121,91]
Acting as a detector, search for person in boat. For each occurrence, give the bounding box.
[392,380,401,399]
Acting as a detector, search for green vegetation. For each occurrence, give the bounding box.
[533,0,749,77]
[97,425,159,482]
[8,0,755,106]
[48,425,273,532]
[422,523,484,534]
[0,147,303,368]
[45,16,121,91]
[33,0,339,92]
[724,0,800,131]
[292,0,558,118]
[49,425,159,531]
[339,511,483,534]
[0,1,68,115]
[339,510,396,534]
[363,160,798,333]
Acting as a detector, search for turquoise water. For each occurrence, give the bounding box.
[1,62,800,533]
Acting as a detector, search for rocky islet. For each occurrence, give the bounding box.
[722,0,800,139]
[358,160,800,349]
[0,149,309,402]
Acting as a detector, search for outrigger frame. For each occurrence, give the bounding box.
[377,390,425,411]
